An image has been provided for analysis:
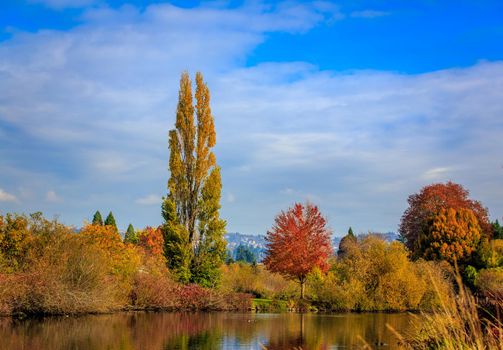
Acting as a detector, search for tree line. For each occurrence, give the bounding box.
[0,71,501,320]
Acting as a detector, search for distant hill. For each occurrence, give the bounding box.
[225,232,267,262]
[225,231,399,262]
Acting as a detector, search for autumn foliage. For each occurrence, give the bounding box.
[264,202,332,299]
[0,213,246,315]
[308,235,452,311]
[421,208,482,264]
[138,226,165,258]
[163,72,226,286]
[399,181,490,256]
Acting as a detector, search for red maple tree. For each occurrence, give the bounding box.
[399,181,490,256]
[263,202,332,299]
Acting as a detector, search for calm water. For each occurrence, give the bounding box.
[0,312,419,349]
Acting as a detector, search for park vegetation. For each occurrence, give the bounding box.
[162,71,226,287]
[0,72,502,348]
[0,213,249,315]
[264,202,332,299]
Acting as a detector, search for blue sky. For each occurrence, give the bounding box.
[0,0,502,236]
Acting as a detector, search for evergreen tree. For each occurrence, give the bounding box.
[225,250,235,265]
[92,210,103,226]
[162,72,226,286]
[104,212,118,231]
[338,227,357,258]
[235,244,256,264]
[124,223,137,244]
[493,219,503,239]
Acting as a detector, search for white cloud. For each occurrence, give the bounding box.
[216,61,503,233]
[281,188,295,195]
[422,167,452,180]
[226,193,236,203]
[136,194,160,206]
[0,188,17,202]
[350,10,389,18]
[29,0,98,9]
[0,2,502,235]
[46,190,63,203]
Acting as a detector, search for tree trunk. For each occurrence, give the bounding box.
[300,278,305,299]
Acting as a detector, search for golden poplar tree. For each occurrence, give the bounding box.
[162,72,226,286]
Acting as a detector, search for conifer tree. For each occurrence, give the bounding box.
[235,244,256,264]
[338,227,357,258]
[124,223,137,244]
[104,212,118,231]
[493,219,503,239]
[162,72,226,286]
[92,210,103,226]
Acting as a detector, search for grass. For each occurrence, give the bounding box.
[388,270,503,350]
[252,298,290,312]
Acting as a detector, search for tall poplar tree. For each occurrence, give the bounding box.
[162,72,226,286]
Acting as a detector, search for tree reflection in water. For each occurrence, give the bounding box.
[0,312,418,349]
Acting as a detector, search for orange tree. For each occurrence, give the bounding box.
[138,226,165,259]
[78,224,140,283]
[263,202,332,299]
[399,181,490,257]
[420,208,482,264]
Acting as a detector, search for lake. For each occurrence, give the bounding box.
[0,312,419,349]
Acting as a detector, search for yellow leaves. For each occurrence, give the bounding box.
[475,268,503,298]
[312,236,452,312]
[166,72,226,285]
[168,72,221,241]
[78,224,140,280]
[0,214,32,271]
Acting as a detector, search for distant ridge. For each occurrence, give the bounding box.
[225,231,399,262]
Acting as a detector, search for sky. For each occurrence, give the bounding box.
[0,0,502,236]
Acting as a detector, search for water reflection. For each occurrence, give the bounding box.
[0,312,417,349]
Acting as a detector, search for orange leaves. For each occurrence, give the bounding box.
[399,181,490,256]
[79,224,141,279]
[138,226,164,258]
[79,224,122,249]
[263,202,333,291]
[421,208,482,264]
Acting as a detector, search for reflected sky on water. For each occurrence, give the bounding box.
[0,312,419,349]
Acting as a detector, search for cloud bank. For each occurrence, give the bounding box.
[0,2,502,235]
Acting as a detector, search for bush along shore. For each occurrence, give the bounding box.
[0,213,252,316]
[0,211,449,317]
[0,211,501,317]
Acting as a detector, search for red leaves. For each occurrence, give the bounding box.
[399,181,490,254]
[263,202,332,284]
